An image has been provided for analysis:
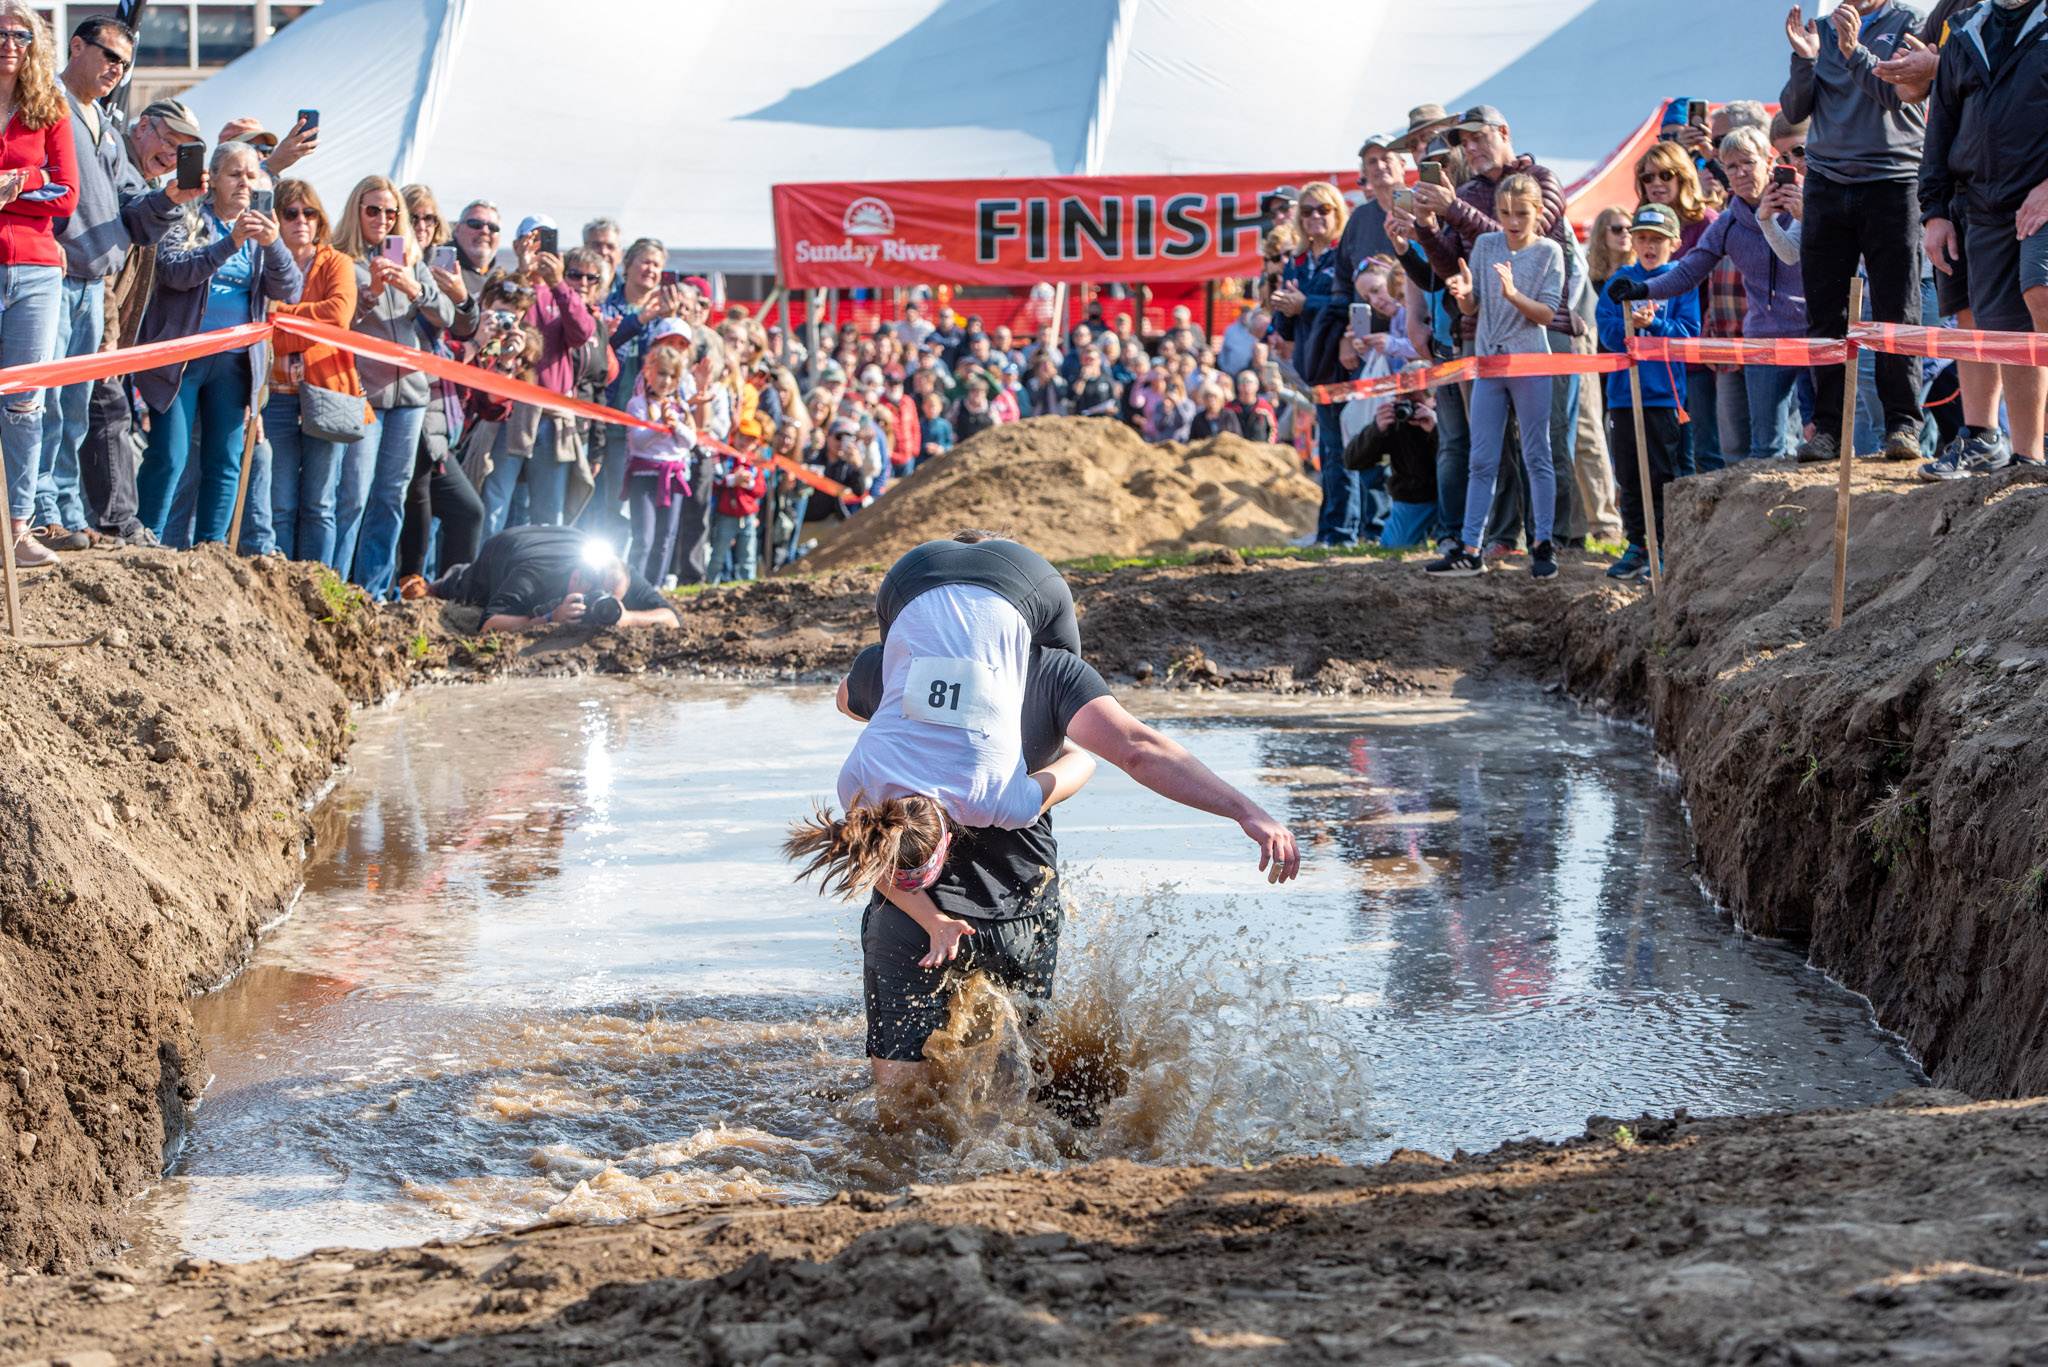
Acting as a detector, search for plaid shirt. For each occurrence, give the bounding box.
[1703,259,1745,372]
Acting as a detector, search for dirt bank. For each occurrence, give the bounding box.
[798,418,1319,572]
[10,1088,2048,1365]
[0,547,411,1273]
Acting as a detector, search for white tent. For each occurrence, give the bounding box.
[180,0,1814,274]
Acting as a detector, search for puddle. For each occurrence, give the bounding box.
[138,679,1921,1261]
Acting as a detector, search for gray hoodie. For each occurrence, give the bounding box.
[56,89,180,281]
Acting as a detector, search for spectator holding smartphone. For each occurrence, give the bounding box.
[262,178,361,566]
[329,174,452,595]
[134,141,297,550]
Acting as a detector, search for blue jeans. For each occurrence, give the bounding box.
[238,432,275,554]
[0,264,64,523]
[574,423,630,552]
[1740,363,1802,462]
[1685,365,1719,474]
[34,274,101,530]
[481,416,566,535]
[1465,374,1554,549]
[709,510,759,582]
[264,391,344,563]
[1434,382,1470,541]
[138,348,250,546]
[1380,500,1442,548]
[1313,403,1361,544]
[334,405,428,597]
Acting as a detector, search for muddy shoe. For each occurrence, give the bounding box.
[35,525,89,552]
[1423,547,1486,577]
[1882,427,1923,462]
[1795,432,1839,464]
[1919,428,2011,482]
[1531,540,1558,579]
[1606,545,1649,580]
[119,525,162,548]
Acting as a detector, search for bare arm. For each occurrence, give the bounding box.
[1031,743,1096,813]
[1065,695,1301,882]
[878,882,976,967]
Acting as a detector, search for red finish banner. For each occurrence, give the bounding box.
[773,171,1345,291]
[1852,322,2048,368]
[1628,337,1849,367]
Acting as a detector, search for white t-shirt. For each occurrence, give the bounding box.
[836,585,1043,830]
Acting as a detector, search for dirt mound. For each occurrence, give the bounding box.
[798,417,1319,571]
[12,1098,2048,1364]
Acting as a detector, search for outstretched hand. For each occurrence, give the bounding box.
[1786,6,1821,60]
[1242,812,1300,884]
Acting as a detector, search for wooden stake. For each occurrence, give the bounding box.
[1830,276,1865,631]
[1624,312,1662,595]
[1,513,21,639]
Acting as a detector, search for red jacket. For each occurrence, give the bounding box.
[886,392,920,468]
[0,109,79,267]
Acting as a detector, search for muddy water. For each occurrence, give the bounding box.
[139,680,1921,1262]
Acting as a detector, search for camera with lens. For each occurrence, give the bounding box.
[583,593,623,629]
[1389,398,1418,423]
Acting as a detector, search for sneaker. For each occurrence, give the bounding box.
[1795,431,1839,464]
[1882,428,1923,462]
[11,533,56,567]
[1423,547,1486,577]
[35,525,89,552]
[1432,534,1460,558]
[397,574,428,601]
[1919,427,2012,482]
[1606,545,1649,580]
[119,525,161,548]
[1531,540,1558,579]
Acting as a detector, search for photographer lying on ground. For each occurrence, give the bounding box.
[424,525,680,633]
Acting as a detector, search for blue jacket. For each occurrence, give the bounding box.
[1599,261,1699,410]
[1646,195,1806,339]
[1274,243,1348,387]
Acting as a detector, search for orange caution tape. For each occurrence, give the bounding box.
[1313,358,1472,404]
[1629,336,1848,367]
[1851,322,2048,368]
[1311,352,1627,404]
[0,321,277,395]
[1472,352,1632,380]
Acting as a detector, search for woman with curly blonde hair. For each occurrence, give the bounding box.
[0,0,78,568]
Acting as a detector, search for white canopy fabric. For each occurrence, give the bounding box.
[181,0,1825,275]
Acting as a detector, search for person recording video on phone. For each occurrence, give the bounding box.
[424,525,679,634]
[132,141,300,550]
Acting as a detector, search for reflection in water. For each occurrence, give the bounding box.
[140,682,1920,1263]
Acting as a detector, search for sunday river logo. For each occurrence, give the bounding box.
[794,195,945,267]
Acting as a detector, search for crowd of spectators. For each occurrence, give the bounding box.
[0,1,2042,594]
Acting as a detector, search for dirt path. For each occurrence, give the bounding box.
[7,1089,2043,1365]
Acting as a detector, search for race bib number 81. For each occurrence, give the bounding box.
[902,655,1001,733]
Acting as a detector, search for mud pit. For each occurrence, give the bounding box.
[8,448,2048,1363]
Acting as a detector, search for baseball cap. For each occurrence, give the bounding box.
[1628,203,1682,240]
[828,417,860,437]
[1357,131,1400,157]
[141,99,203,141]
[647,318,693,345]
[515,213,557,240]
[817,360,847,384]
[220,118,279,151]
[883,365,905,384]
[1420,134,1454,164]
[1454,105,1507,133]
[682,275,712,296]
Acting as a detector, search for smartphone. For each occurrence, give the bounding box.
[175,141,203,191]
[249,189,272,216]
[1392,187,1415,214]
[1419,162,1445,188]
[297,108,318,132]
[1772,164,1797,187]
[432,244,458,273]
[1688,100,1708,128]
[536,226,559,258]
[1349,303,1375,336]
[660,269,678,289]
[380,234,406,266]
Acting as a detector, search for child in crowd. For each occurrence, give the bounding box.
[1427,173,1565,580]
[1595,203,1700,582]
[918,390,956,464]
[709,413,771,583]
[622,343,697,587]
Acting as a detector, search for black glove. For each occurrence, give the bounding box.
[1606,275,1650,303]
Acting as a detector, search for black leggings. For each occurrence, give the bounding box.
[875,538,1080,655]
[398,437,485,582]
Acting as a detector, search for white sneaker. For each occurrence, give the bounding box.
[11,534,55,568]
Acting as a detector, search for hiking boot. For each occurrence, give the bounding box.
[1795,431,1839,464]
[1531,540,1558,579]
[34,524,89,552]
[1423,547,1486,577]
[1606,545,1649,580]
[1919,428,2012,482]
[1882,427,1923,462]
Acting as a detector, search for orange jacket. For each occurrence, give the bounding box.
[270,243,365,402]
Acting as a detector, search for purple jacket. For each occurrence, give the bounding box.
[1646,195,1806,340]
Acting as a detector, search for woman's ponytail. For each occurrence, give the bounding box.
[784,795,948,900]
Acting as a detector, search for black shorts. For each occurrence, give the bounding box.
[861,898,1062,1062]
[1966,208,2032,334]
[875,539,1081,656]
[1935,207,1971,318]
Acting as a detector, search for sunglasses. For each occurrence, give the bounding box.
[1791,145,1807,158]
[0,28,32,49]
[361,204,401,221]
[1301,205,1334,218]
[280,205,319,221]
[564,270,601,284]
[84,36,129,69]
[1605,223,1630,234]
[461,217,500,233]
[413,214,440,228]
[1640,169,1679,183]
